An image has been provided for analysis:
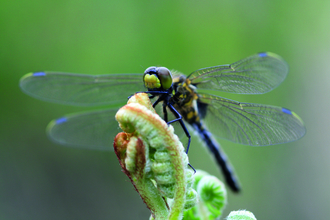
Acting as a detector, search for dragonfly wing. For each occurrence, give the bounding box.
[20,72,143,106]
[46,108,121,150]
[188,52,288,94]
[197,93,306,146]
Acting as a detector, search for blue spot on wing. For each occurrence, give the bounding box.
[56,117,67,124]
[282,107,292,115]
[258,52,267,57]
[33,72,46,77]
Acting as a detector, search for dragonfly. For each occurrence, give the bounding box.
[19,52,306,193]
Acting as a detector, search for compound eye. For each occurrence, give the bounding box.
[144,66,157,74]
[143,66,161,89]
[157,67,172,90]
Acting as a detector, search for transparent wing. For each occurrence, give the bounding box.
[20,72,143,106]
[197,93,306,146]
[46,108,121,150]
[188,52,288,94]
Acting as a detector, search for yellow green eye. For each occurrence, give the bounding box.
[156,67,172,90]
[143,67,173,90]
[143,74,161,89]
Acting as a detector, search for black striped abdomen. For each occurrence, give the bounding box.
[191,121,240,192]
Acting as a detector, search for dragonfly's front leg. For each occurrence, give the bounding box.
[148,94,156,99]
[162,103,168,123]
[127,91,168,100]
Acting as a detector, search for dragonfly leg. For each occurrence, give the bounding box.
[128,91,168,100]
[188,163,196,173]
[167,104,191,154]
[148,94,156,99]
[167,104,195,173]
[143,91,169,95]
[152,95,163,108]
[162,103,168,123]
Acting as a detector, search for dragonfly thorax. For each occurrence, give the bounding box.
[172,75,198,107]
[143,66,173,91]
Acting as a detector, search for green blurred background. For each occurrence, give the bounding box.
[1,0,329,219]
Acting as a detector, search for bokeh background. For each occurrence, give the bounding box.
[1,1,329,219]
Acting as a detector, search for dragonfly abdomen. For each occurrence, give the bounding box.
[191,121,241,192]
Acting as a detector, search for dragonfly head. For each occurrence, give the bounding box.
[143,66,173,91]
